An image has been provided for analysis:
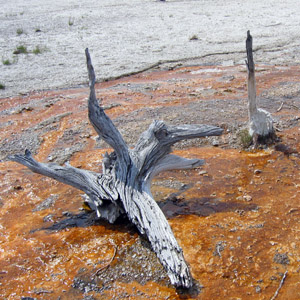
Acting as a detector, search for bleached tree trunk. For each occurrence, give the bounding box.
[246,30,274,145]
[9,49,223,288]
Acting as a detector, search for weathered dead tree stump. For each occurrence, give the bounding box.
[246,30,275,146]
[9,49,223,288]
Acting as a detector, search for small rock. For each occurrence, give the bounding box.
[224,174,234,179]
[254,169,262,175]
[43,214,54,222]
[47,155,54,161]
[243,195,252,202]
[199,170,207,175]
[62,211,72,217]
[212,139,219,146]
[229,227,238,232]
[213,241,226,257]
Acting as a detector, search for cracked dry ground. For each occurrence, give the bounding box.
[0,64,299,300]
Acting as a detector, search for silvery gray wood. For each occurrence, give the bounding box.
[9,48,223,288]
[246,31,274,143]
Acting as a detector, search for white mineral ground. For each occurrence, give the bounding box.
[0,0,299,97]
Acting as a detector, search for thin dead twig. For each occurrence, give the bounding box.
[93,244,118,277]
[270,270,288,300]
[277,102,284,112]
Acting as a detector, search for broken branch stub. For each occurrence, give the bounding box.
[9,48,223,288]
[245,30,275,144]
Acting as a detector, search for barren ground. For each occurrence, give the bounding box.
[0,1,300,300]
[1,0,300,97]
[1,63,299,299]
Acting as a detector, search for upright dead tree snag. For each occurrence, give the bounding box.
[9,48,223,288]
[246,30,275,146]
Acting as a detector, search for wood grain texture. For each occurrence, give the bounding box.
[8,49,223,288]
[246,31,274,139]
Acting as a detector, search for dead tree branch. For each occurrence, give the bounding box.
[246,30,275,145]
[9,48,223,288]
